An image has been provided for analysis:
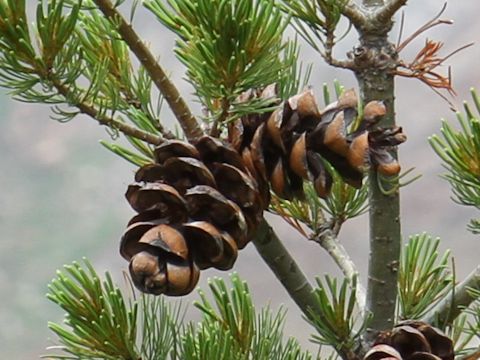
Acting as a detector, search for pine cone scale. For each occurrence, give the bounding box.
[153,140,200,163]
[121,221,160,260]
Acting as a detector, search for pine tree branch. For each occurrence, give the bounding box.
[353,26,401,343]
[93,0,203,141]
[422,266,480,327]
[374,0,408,24]
[252,218,318,319]
[209,98,230,137]
[323,26,355,69]
[252,218,368,358]
[341,1,367,27]
[324,56,356,69]
[363,0,385,7]
[343,0,406,35]
[52,77,163,145]
[363,102,401,344]
[319,0,406,345]
[311,229,367,313]
[342,0,406,345]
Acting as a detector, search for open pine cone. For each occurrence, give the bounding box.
[121,86,406,296]
[364,321,454,360]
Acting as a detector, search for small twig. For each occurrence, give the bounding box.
[157,124,177,140]
[374,0,408,25]
[322,27,355,70]
[252,218,318,318]
[310,229,367,314]
[253,218,367,359]
[93,0,203,141]
[324,56,356,69]
[422,266,480,326]
[52,78,163,145]
[209,98,231,137]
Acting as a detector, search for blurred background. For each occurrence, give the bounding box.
[1,1,479,358]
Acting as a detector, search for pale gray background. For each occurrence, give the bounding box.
[1,1,479,358]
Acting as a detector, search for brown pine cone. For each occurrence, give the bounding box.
[121,86,406,296]
[121,137,260,295]
[364,321,454,360]
[229,85,406,198]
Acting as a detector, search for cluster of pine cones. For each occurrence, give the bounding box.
[120,86,406,296]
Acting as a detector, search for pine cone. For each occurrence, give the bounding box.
[229,85,406,198]
[121,86,406,296]
[364,321,454,360]
[120,137,260,295]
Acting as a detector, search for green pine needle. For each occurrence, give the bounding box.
[140,295,185,360]
[145,0,293,125]
[397,233,453,320]
[316,163,369,225]
[430,88,480,232]
[194,274,255,353]
[0,0,164,168]
[100,140,152,166]
[45,263,312,359]
[307,275,367,358]
[281,0,349,53]
[461,289,480,352]
[45,259,139,360]
[445,314,478,356]
[190,273,312,360]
